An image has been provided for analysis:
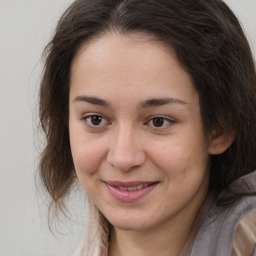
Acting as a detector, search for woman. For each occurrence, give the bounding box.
[39,0,256,255]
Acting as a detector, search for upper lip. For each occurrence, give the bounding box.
[104,180,158,187]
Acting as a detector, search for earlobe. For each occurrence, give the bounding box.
[208,131,235,155]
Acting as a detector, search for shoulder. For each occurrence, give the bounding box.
[191,170,256,256]
[232,208,256,256]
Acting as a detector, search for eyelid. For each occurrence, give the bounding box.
[145,115,176,129]
[81,113,111,129]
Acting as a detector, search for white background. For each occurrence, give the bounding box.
[0,1,255,255]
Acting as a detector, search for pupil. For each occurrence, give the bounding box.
[153,118,164,127]
[91,115,102,125]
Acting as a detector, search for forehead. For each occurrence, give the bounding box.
[71,32,175,77]
[70,32,197,104]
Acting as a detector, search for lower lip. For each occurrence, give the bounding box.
[104,183,158,202]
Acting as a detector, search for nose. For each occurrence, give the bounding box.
[107,125,146,171]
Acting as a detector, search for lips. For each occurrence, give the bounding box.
[104,181,159,202]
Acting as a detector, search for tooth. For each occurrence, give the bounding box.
[118,184,152,191]
[128,186,137,191]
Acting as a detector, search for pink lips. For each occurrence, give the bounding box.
[104,181,158,202]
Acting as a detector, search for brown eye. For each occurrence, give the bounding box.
[147,116,175,129]
[152,117,165,127]
[84,114,108,128]
[91,115,103,126]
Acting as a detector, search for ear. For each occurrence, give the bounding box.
[208,130,235,155]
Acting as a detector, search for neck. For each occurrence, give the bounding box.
[109,216,191,256]
[108,203,203,256]
[108,189,212,256]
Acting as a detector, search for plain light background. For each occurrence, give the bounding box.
[0,1,255,255]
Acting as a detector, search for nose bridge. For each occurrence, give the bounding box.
[107,122,145,171]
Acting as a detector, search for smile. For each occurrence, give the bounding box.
[104,181,159,202]
[118,184,151,191]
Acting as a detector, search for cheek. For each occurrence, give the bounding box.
[150,137,209,180]
[69,132,106,177]
[151,141,210,214]
[70,136,107,195]
[152,142,190,173]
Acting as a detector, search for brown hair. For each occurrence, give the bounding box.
[39,0,256,213]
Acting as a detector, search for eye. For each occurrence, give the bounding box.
[146,116,175,129]
[82,114,109,128]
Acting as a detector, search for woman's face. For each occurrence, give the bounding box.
[69,33,212,231]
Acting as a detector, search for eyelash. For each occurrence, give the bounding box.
[82,114,110,128]
[145,116,175,130]
[82,114,175,130]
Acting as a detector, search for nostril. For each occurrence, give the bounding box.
[107,149,146,171]
[107,131,146,171]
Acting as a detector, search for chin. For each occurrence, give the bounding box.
[112,222,147,231]
[107,214,156,232]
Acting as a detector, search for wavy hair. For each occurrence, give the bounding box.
[39,0,256,216]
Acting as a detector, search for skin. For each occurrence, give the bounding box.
[69,33,231,256]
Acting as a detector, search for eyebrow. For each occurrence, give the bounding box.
[140,97,188,108]
[73,95,188,108]
[73,95,109,107]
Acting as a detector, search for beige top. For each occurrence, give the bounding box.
[232,208,256,256]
